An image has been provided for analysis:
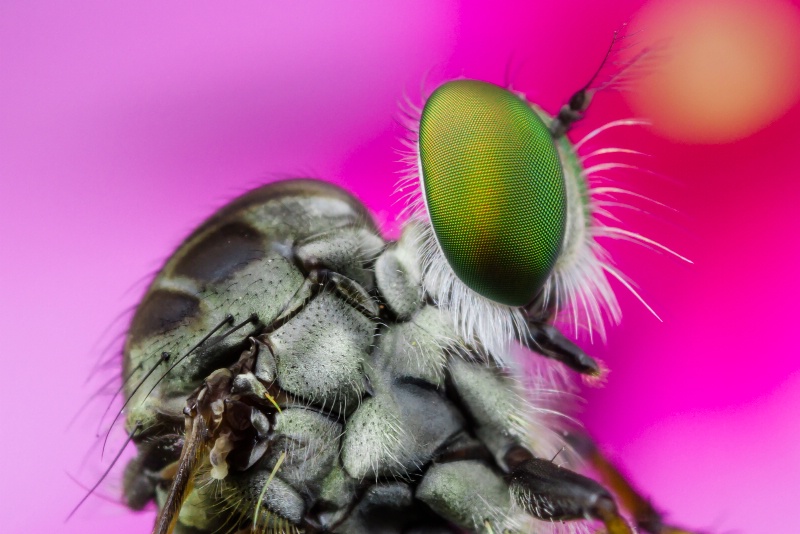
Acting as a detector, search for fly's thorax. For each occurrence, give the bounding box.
[401,80,627,355]
[405,81,580,360]
[122,179,382,432]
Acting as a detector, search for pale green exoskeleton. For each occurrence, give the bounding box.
[105,53,697,534]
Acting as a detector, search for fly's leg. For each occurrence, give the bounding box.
[446,355,634,533]
[416,448,635,534]
[567,433,704,534]
[292,225,384,319]
[294,226,384,290]
[525,322,603,377]
[505,446,633,534]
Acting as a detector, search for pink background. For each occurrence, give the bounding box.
[2,1,798,533]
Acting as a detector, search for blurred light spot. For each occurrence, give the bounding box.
[627,0,800,143]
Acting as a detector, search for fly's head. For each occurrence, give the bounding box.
[400,66,678,362]
[417,80,567,309]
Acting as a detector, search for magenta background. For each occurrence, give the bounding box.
[2,1,798,533]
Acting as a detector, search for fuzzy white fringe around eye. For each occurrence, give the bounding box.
[395,91,689,361]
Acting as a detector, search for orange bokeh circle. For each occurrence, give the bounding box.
[627,0,800,143]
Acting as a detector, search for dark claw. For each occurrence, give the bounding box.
[526,323,600,376]
[507,457,617,522]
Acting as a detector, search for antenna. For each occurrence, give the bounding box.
[551,29,624,137]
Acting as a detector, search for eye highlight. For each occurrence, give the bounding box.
[418,80,566,306]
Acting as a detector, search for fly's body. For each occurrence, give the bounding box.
[116,66,698,533]
[123,180,568,533]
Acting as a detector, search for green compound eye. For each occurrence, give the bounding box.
[418,80,566,306]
